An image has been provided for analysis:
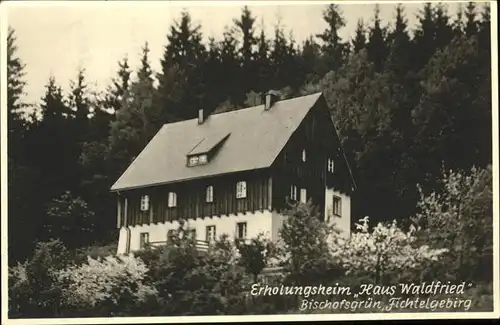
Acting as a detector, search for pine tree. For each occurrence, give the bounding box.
[433,3,454,50]
[109,42,161,174]
[464,2,479,37]
[453,3,465,37]
[233,6,256,67]
[366,4,389,72]
[413,36,490,191]
[352,19,367,54]
[316,4,348,73]
[219,26,240,103]
[270,22,298,90]
[157,10,207,120]
[68,68,92,143]
[412,3,436,71]
[104,55,131,114]
[31,77,83,243]
[300,35,322,83]
[7,26,33,263]
[7,27,27,135]
[202,37,225,113]
[254,20,271,92]
[385,4,412,76]
[477,3,491,55]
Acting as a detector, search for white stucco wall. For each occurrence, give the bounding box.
[324,187,351,237]
[117,210,275,254]
[117,188,352,254]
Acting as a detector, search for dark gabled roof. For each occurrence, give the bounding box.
[111,93,323,191]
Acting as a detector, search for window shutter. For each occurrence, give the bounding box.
[242,181,247,198]
[300,189,307,204]
[141,195,150,211]
[168,192,177,208]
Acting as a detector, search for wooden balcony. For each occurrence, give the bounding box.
[148,239,210,252]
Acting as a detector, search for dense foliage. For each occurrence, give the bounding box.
[8,165,493,316]
[7,2,493,317]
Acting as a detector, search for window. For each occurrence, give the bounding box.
[290,185,297,201]
[327,158,335,173]
[188,154,209,166]
[206,185,214,203]
[139,232,149,249]
[206,225,216,243]
[300,188,307,204]
[199,154,208,164]
[236,222,247,240]
[168,192,177,208]
[140,195,150,211]
[333,196,342,217]
[167,229,174,244]
[302,149,307,162]
[236,181,247,199]
[188,156,199,166]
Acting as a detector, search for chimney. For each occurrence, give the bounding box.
[198,109,204,124]
[264,90,280,111]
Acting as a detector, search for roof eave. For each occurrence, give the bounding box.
[110,167,272,193]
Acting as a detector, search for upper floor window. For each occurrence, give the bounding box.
[140,195,150,211]
[327,158,335,173]
[187,154,209,167]
[206,185,214,203]
[333,196,342,217]
[302,149,307,162]
[199,154,208,164]
[168,192,177,208]
[188,156,199,166]
[300,188,307,204]
[236,181,247,199]
[206,225,216,243]
[236,222,247,240]
[139,232,149,249]
[290,185,297,201]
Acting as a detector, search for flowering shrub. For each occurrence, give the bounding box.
[8,239,71,317]
[8,262,31,317]
[56,254,157,313]
[332,217,448,285]
[412,165,493,282]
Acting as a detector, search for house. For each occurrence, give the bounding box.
[111,91,356,254]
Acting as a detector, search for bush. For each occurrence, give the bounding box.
[8,239,70,318]
[278,201,344,287]
[135,230,251,316]
[412,165,493,283]
[331,216,448,286]
[55,254,157,317]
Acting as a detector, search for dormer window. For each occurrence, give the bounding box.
[327,158,335,173]
[187,154,208,167]
[187,132,231,167]
[189,156,199,166]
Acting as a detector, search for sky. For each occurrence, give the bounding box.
[6,1,465,106]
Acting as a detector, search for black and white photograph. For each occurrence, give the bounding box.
[1,0,498,323]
